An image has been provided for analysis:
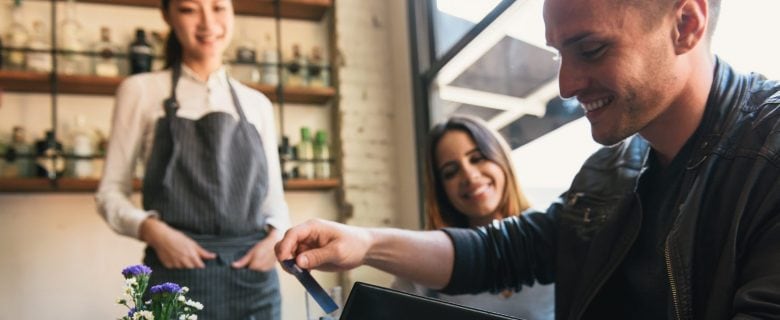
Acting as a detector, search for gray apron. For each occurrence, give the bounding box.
[141,65,280,320]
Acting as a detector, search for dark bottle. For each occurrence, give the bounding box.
[128,28,153,74]
[35,130,66,179]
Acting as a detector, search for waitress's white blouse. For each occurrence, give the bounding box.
[96,65,290,239]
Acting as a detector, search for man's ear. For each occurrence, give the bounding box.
[672,0,708,54]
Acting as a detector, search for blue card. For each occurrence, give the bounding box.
[282,259,339,314]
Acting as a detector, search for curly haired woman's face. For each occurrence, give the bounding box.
[436,130,506,226]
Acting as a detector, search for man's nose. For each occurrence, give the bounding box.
[557,58,587,99]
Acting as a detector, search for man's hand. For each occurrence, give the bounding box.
[139,217,216,269]
[274,219,372,271]
[232,227,280,272]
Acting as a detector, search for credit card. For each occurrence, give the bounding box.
[281,259,339,314]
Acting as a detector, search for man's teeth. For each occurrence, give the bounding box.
[581,98,611,112]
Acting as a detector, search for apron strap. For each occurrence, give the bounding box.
[226,77,248,122]
[163,64,182,119]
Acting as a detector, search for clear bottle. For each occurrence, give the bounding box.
[231,26,260,83]
[128,29,153,74]
[284,44,308,87]
[3,0,28,71]
[93,27,120,77]
[58,0,88,75]
[307,46,330,88]
[260,33,279,86]
[313,130,331,179]
[27,20,52,73]
[68,115,94,178]
[297,127,314,180]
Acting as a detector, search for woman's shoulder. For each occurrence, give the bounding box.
[229,78,273,107]
[117,70,171,94]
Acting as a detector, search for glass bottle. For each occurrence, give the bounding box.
[278,135,293,180]
[93,27,120,77]
[231,26,260,83]
[297,127,314,180]
[3,126,34,177]
[313,130,331,179]
[128,29,153,74]
[284,44,308,87]
[260,33,279,86]
[58,0,88,75]
[307,46,330,88]
[3,0,28,71]
[35,130,65,179]
[27,20,52,73]
[68,115,94,178]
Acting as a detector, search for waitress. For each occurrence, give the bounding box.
[96,0,289,319]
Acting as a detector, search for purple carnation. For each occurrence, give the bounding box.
[121,265,152,278]
[127,307,136,317]
[150,282,182,295]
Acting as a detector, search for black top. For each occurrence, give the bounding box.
[584,128,701,319]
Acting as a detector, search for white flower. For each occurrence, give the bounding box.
[178,295,186,302]
[185,299,204,310]
[187,315,198,320]
[181,286,190,294]
[133,310,154,320]
[125,278,138,286]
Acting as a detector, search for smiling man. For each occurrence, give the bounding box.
[275,0,780,319]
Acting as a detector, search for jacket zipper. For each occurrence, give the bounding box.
[664,239,682,320]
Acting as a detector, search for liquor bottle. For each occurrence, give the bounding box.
[313,130,331,179]
[260,33,279,86]
[3,0,28,71]
[93,27,120,77]
[3,126,34,178]
[297,127,314,180]
[284,44,308,87]
[278,135,293,180]
[68,115,94,178]
[231,26,260,83]
[35,130,66,179]
[58,0,88,75]
[27,20,52,73]
[307,46,330,88]
[128,29,153,74]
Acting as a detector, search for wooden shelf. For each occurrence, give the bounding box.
[284,178,340,190]
[0,177,339,192]
[0,178,141,193]
[0,70,335,104]
[72,0,332,21]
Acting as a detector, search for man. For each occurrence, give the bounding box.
[276,0,780,318]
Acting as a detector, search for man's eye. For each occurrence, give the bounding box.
[178,6,196,14]
[581,44,607,59]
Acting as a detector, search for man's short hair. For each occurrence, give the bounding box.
[623,0,721,40]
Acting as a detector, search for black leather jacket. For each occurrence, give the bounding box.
[442,58,780,320]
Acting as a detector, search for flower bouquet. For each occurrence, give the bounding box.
[116,265,203,320]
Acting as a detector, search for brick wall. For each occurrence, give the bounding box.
[334,0,418,288]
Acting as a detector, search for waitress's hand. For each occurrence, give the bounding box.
[232,227,280,272]
[139,217,216,269]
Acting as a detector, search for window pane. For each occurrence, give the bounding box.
[432,0,501,58]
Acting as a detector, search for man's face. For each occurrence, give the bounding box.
[543,0,682,145]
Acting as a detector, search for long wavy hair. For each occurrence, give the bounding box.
[424,115,531,229]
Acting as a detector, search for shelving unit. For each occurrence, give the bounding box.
[0,177,338,192]
[0,0,340,193]
[0,70,335,103]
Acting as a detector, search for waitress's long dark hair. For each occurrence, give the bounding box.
[161,0,183,68]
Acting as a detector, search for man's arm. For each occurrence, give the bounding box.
[275,219,454,289]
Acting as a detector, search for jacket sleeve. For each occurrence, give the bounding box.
[732,193,780,319]
[440,201,560,295]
